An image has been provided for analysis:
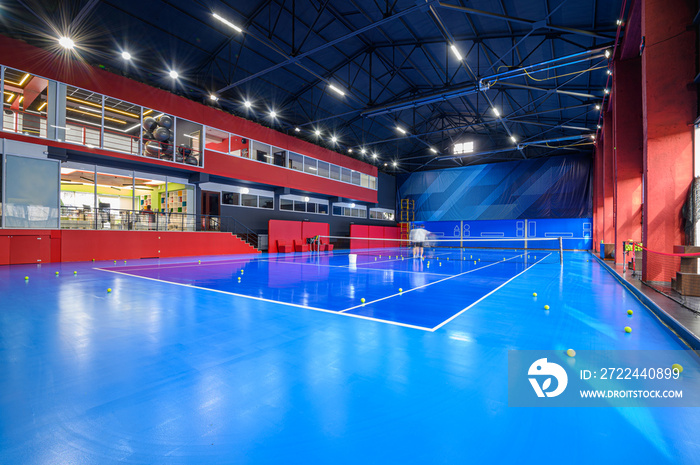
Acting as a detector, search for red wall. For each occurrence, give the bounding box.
[0,34,378,203]
[0,230,258,264]
[349,225,400,249]
[268,220,330,253]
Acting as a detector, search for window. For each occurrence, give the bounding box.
[259,196,274,209]
[279,195,329,215]
[175,118,203,166]
[361,173,369,188]
[64,85,102,148]
[230,135,250,158]
[242,194,258,207]
[332,202,366,218]
[3,68,50,140]
[142,109,173,161]
[5,155,59,228]
[272,148,286,167]
[370,176,377,190]
[222,192,240,205]
[318,161,329,178]
[341,168,351,183]
[454,141,474,154]
[253,140,271,163]
[280,198,293,211]
[205,126,230,154]
[289,152,303,171]
[351,171,361,185]
[294,200,305,212]
[304,156,317,174]
[103,96,141,155]
[330,164,341,180]
[370,208,395,221]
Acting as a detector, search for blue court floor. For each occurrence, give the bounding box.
[1,249,699,464]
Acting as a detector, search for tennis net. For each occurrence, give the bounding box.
[319,235,564,264]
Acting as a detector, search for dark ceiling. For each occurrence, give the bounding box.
[0,0,626,172]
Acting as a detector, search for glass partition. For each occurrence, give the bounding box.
[95,169,134,230]
[341,168,351,183]
[272,147,286,167]
[103,96,141,155]
[304,156,317,174]
[252,140,271,163]
[175,118,203,166]
[351,171,361,185]
[65,86,102,147]
[330,164,341,180]
[259,194,274,209]
[318,161,329,178]
[141,109,174,161]
[3,68,49,139]
[370,176,377,190]
[222,191,240,205]
[280,198,293,211]
[60,164,95,229]
[5,155,59,228]
[205,126,230,154]
[163,180,195,230]
[230,135,250,158]
[133,173,164,230]
[361,173,369,188]
[288,152,303,171]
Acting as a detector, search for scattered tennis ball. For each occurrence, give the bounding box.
[124,260,127,264]
[92,259,95,262]
[74,271,77,275]
[55,271,59,276]
[672,363,683,374]
[439,262,442,266]
[544,305,550,310]
[107,288,112,293]
[113,260,116,264]
[361,298,366,303]
[24,276,29,280]
[374,257,377,261]
[447,257,449,260]
[474,261,476,264]
[241,270,244,274]
[379,255,381,258]
[566,349,576,357]
[624,326,632,333]
[627,309,633,315]
[533,292,537,297]
[237,277,241,282]
[198,260,201,264]
[399,288,403,293]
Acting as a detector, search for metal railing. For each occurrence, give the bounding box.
[60,206,258,249]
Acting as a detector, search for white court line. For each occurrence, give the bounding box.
[339,254,524,313]
[430,253,552,331]
[95,268,434,332]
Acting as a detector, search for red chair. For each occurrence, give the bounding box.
[277,240,293,253]
[320,237,334,252]
[293,240,309,252]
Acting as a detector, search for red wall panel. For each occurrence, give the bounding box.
[301,222,329,245]
[350,225,369,249]
[368,226,384,249]
[9,235,51,264]
[0,236,10,265]
[268,220,302,253]
[384,226,400,249]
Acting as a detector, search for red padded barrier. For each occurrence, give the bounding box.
[384,226,400,249]
[368,226,384,249]
[0,236,10,265]
[349,225,369,249]
[268,220,302,253]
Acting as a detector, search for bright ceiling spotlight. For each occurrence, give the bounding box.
[244,100,252,108]
[294,127,301,132]
[597,124,601,129]
[360,148,366,154]
[331,136,338,143]
[492,107,500,117]
[430,147,438,154]
[350,203,356,208]
[269,110,277,118]
[315,129,321,136]
[372,153,378,159]
[213,13,243,32]
[58,36,74,49]
[595,104,601,110]
[510,136,517,143]
[304,196,310,202]
[121,51,132,60]
[392,161,397,167]
[209,94,219,101]
[396,126,407,135]
[607,69,612,75]
[169,70,179,79]
[604,49,611,58]
[616,19,622,26]
[348,148,353,153]
[450,44,462,60]
[328,84,345,96]
[604,88,609,94]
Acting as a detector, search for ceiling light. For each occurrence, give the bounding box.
[244,100,252,108]
[315,129,321,136]
[595,104,601,110]
[450,44,462,60]
[604,49,611,58]
[294,127,301,132]
[209,94,218,101]
[360,148,366,154]
[597,124,601,129]
[350,203,356,208]
[121,51,132,60]
[18,74,30,86]
[616,19,622,26]
[328,84,345,96]
[169,70,179,79]
[384,163,388,166]
[510,136,517,143]
[492,107,500,117]
[430,148,437,154]
[348,148,353,153]
[269,110,277,118]
[304,196,310,202]
[240,187,249,194]
[604,88,609,94]
[38,102,47,111]
[392,161,397,167]
[591,134,596,140]
[213,13,243,33]
[331,136,338,143]
[396,126,407,135]
[58,36,74,49]
[60,168,76,175]
[607,69,612,75]
[372,153,378,159]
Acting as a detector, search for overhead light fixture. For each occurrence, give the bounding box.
[350,203,356,208]
[209,94,218,101]
[348,148,353,153]
[396,126,407,135]
[294,127,301,132]
[244,100,252,108]
[510,136,517,143]
[430,147,437,154]
[315,129,321,136]
[492,107,500,117]
[38,102,47,111]
[604,49,611,58]
[269,110,277,118]
[597,124,601,129]
[121,51,132,60]
[169,70,179,79]
[384,163,388,167]
[58,36,74,49]
[360,148,366,154]
[6,93,14,103]
[240,187,250,194]
[213,13,243,33]
[328,84,345,96]
[450,44,462,60]
[304,196,310,202]
[590,134,596,140]
[372,153,378,159]
[18,74,30,86]
[616,19,622,26]
[392,161,397,167]
[604,89,609,94]
[595,104,601,110]
[607,69,612,75]
[331,136,338,143]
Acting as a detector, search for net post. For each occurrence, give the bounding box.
[559,236,563,265]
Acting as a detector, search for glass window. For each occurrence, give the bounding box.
[330,164,341,180]
[164,181,194,231]
[103,96,141,155]
[304,156,317,174]
[306,202,317,213]
[3,68,49,139]
[95,170,134,230]
[64,86,102,148]
[230,135,250,158]
[361,173,369,188]
[175,118,203,166]
[341,168,351,183]
[288,152,303,171]
[318,204,328,214]
[252,140,271,163]
[259,195,274,209]
[222,192,240,205]
[332,206,342,215]
[318,161,329,178]
[294,200,305,212]
[280,198,293,211]
[370,176,377,190]
[141,109,174,161]
[133,174,164,230]
[351,171,361,185]
[242,194,258,207]
[205,127,230,154]
[272,148,286,167]
[60,165,95,229]
[5,155,59,228]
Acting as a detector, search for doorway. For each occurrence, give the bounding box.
[201,190,220,231]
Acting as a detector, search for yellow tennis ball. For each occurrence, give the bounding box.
[624,326,632,333]
[627,309,633,315]
[124,261,127,264]
[55,271,59,275]
[533,292,537,297]
[107,288,112,293]
[566,349,576,357]
[74,271,77,275]
[544,305,550,310]
[672,363,683,374]
[24,276,29,280]
[361,298,366,303]
[399,288,403,293]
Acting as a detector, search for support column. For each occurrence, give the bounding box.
[613,57,644,264]
[593,145,602,252]
[641,0,696,281]
[603,110,615,244]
